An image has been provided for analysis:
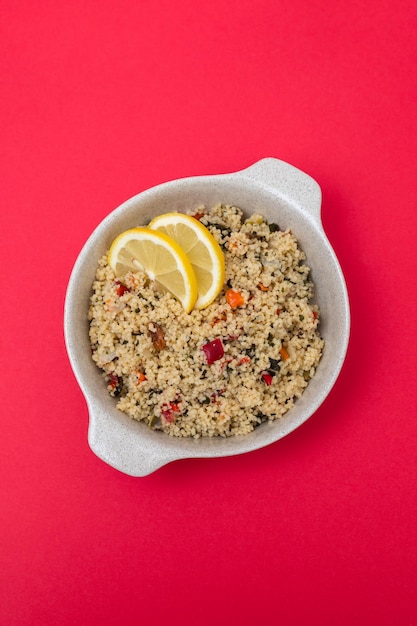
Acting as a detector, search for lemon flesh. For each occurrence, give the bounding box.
[108,228,198,313]
[148,212,225,309]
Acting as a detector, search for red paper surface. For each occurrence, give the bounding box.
[1,1,417,624]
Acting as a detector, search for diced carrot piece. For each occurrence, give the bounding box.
[280,346,290,361]
[257,282,270,291]
[136,372,147,384]
[225,289,245,308]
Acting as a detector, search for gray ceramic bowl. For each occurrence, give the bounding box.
[64,158,350,476]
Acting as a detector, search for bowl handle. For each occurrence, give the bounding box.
[87,402,178,476]
[237,157,322,223]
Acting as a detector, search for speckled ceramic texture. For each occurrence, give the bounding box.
[64,158,350,476]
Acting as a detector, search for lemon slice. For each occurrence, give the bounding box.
[108,227,198,313]
[148,212,225,309]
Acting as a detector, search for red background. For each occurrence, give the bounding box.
[1,1,417,624]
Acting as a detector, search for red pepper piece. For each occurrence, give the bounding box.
[161,401,181,422]
[202,338,224,364]
[107,373,122,396]
[212,313,227,327]
[108,373,119,389]
[261,371,273,386]
[115,281,129,297]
